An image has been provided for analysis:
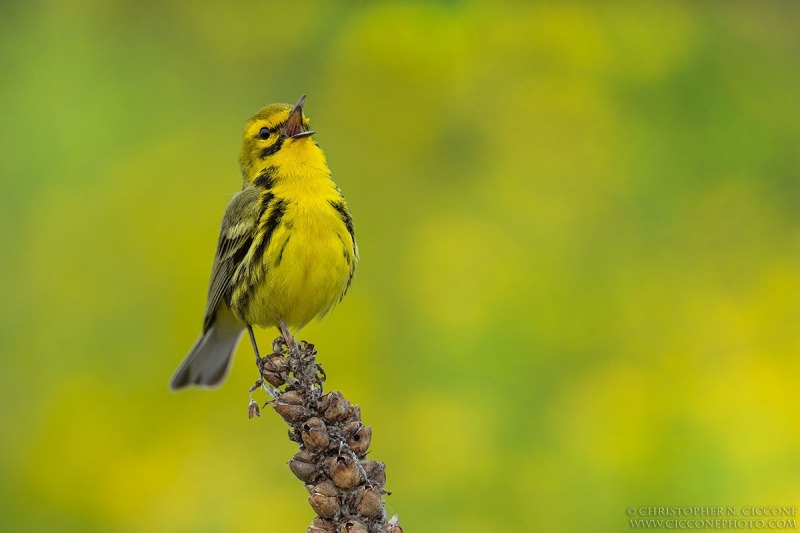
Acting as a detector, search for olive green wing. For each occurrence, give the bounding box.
[203,187,262,332]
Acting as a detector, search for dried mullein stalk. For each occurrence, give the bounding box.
[249,338,403,533]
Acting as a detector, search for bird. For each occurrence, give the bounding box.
[170,95,357,390]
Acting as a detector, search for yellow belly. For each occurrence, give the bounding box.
[238,206,353,330]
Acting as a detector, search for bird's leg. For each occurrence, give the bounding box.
[247,324,261,363]
[247,324,282,403]
[278,318,298,356]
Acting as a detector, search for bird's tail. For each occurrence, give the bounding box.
[169,304,244,390]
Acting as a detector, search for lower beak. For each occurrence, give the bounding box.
[282,94,316,139]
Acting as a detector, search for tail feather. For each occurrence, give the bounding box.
[170,305,244,390]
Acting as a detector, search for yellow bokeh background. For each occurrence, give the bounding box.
[1,1,799,531]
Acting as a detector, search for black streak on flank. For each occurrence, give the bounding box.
[275,235,291,267]
[253,166,277,189]
[258,192,275,221]
[243,189,275,264]
[328,200,355,246]
[337,233,351,265]
[235,285,251,319]
[260,136,285,159]
[252,199,288,266]
[227,236,254,291]
[331,212,356,302]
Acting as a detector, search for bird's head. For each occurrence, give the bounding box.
[239,95,323,183]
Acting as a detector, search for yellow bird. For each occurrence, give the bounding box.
[170,95,357,390]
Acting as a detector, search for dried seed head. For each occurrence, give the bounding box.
[329,455,363,489]
[309,482,340,517]
[280,390,305,405]
[354,486,383,517]
[247,399,261,419]
[340,519,369,533]
[274,390,308,422]
[346,404,362,423]
[309,517,336,533]
[301,417,331,453]
[289,461,316,483]
[274,402,308,424]
[261,369,284,387]
[289,450,318,483]
[342,421,372,456]
[296,449,316,463]
[378,526,404,533]
[266,353,289,372]
[362,460,386,490]
[313,481,338,496]
[308,494,338,518]
[261,354,288,386]
[319,391,351,423]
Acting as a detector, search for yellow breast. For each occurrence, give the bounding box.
[235,141,356,329]
[250,197,353,328]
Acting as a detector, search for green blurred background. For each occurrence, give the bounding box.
[1,1,799,531]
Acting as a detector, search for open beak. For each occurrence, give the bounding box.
[282,94,316,139]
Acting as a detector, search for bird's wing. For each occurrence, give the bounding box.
[203,187,263,332]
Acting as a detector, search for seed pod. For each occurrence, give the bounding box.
[274,390,308,423]
[346,404,362,423]
[309,481,340,517]
[342,421,372,456]
[329,455,363,489]
[362,460,386,490]
[315,481,338,496]
[247,399,260,419]
[260,354,288,386]
[319,391,351,423]
[308,517,336,533]
[280,390,305,404]
[339,519,369,533]
[354,486,383,517]
[274,402,308,423]
[296,449,316,464]
[267,353,289,373]
[289,450,318,482]
[301,417,331,453]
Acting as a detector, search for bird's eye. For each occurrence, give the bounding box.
[258,127,271,140]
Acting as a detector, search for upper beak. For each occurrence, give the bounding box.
[282,94,316,139]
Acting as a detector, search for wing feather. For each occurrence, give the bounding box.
[203,188,262,332]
